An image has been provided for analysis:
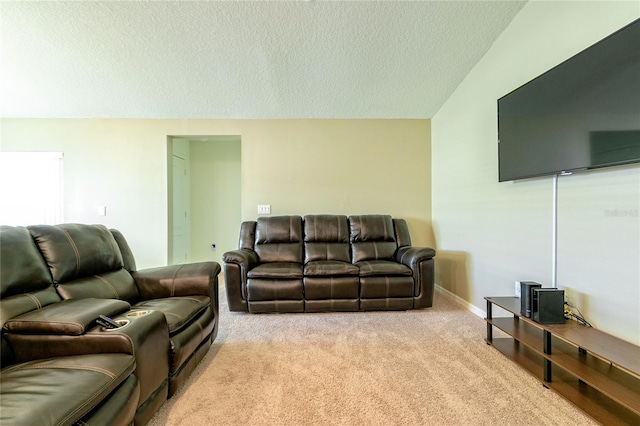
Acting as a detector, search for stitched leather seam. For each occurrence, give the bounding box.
[94,274,119,299]
[15,364,118,379]
[60,228,81,277]
[177,296,204,303]
[23,293,42,309]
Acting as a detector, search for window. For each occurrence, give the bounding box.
[0,152,64,225]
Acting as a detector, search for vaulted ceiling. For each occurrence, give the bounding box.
[0,1,526,119]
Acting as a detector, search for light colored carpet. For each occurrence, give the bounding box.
[148,287,597,425]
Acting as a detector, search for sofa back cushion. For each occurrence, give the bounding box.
[303,215,351,263]
[29,224,124,283]
[110,229,137,272]
[54,269,139,302]
[28,224,140,303]
[0,226,60,366]
[349,215,398,262]
[254,216,303,263]
[238,221,257,250]
[1,226,53,299]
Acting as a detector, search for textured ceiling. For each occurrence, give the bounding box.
[0,1,526,119]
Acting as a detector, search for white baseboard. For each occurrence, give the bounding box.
[435,284,486,318]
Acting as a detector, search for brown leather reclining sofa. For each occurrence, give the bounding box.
[223,214,436,313]
[0,224,221,426]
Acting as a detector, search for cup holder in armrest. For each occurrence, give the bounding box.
[101,319,130,331]
[125,310,149,317]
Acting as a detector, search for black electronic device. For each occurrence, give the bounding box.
[96,315,120,329]
[532,288,566,324]
[498,18,640,182]
[520,281,542,318]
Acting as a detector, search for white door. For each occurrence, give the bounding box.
[172,155,188,264]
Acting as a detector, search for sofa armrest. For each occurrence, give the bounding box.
[132,261,221,300]
[396,246,436,309]
[396,246,436,267]
[4,298,130,336]
[6,310,170,406]
[222,248,259,268]
[222,249,259,312]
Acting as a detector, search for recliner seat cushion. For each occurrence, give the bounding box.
[0,353,135,426]
[304,260,359,276]
[247,263,303,279]
[355,260,412,277]
[132,295,210,335]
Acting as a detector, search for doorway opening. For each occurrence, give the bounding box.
[167,135,241,265]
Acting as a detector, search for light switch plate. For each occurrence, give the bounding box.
[257,204,271,215]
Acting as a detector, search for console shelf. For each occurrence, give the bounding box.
[485,296,640,425]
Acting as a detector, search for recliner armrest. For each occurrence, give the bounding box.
[396,246,436,268]
[4,298,130,335]
[132,261,221,300]
[222,248,259,268]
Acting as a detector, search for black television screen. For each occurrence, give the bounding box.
[498,18,640,182]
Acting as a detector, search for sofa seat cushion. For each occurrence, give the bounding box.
[304,260,359,277]
[78,374,139,426]
[355,260,412,277]
[133,296,209,335]
[0,353,135,426]
[247,263,303,279]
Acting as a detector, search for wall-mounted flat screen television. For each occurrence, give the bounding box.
[498,18,640,182]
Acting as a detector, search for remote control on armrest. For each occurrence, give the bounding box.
[96,315,120,329]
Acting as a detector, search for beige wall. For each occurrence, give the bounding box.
[1,119,432,269]
[432,1,640,344]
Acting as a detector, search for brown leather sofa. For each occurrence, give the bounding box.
[223,214,436,313]
[0,224,221,426]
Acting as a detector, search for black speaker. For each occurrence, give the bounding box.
[520,281,542,318]
[532,288,565,324]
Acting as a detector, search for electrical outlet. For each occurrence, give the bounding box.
[257,204,271,215]
[515,281,521,297]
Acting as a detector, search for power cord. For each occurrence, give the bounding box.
[564,302,592,327]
